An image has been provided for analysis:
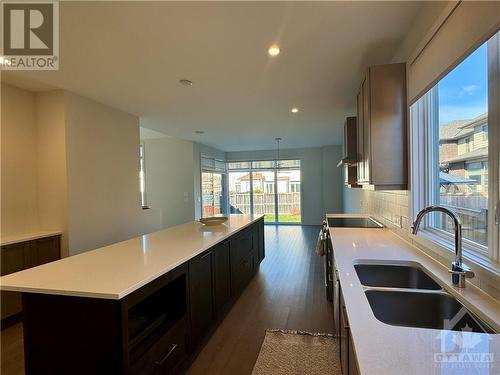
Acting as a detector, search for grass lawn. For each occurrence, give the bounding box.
[264,214,301,223]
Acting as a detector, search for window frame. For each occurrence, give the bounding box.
[200,154,228,218]
[410,33,500,265]
[226,158,302,224]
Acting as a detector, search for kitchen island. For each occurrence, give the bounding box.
[0,214,265,375]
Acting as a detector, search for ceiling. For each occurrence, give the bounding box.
[2,1,424,151]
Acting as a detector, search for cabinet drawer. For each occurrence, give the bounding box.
[129,317,187,375]
[231,227,255,265]
[231,251,255,297]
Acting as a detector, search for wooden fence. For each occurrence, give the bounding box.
[229,193,301,215]
[437,192,488,246]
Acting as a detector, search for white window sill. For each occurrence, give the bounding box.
[411,229,500,280]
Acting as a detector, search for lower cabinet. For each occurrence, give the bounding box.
[339,283,360,375]
[230,223,259,297]
[189,250,214,349]
[129,317,188,375]
[257,219,265,263]
[213,241,231,318]
[1,235,61,321]
[189,219,264,349]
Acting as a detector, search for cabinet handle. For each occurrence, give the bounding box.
[154,343,178,367]
[198,251,212,259]
[342,306,350,329]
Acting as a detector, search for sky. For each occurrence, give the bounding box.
[438,43,488,125]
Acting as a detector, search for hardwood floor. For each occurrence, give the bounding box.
[0,225,333,375]
[186,225,333,375]
[1,321,24,375]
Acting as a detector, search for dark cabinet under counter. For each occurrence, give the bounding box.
[15,217,265,375]
[1,234,61,325]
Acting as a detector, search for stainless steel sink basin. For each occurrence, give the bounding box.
[365,290,495,333]
[354,264,442,290]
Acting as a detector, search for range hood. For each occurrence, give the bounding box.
[337,117,357,168]
[336,157,356,168]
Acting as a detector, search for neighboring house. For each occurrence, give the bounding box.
[439,113,488,192]
[235,173,299,193]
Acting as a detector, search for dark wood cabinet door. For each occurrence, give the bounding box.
[1,242,30,319]
[1,242,29,276]
[231,252,255,298]
[356,89,365,183]
[189,251,214,348]
[31,236,61,267]
[362,73,371,184]
[348,331,360,375]
[230,227,254,266]
[257,220,265,264]
[213,242,231,318]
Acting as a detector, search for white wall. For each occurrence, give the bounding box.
[192,142,226,219]
[1,84,39,236]
[35,90,69,256]
[143,136,195,228]
[64,92,161,255]
[322,146,344,215]
[226,145,343,225]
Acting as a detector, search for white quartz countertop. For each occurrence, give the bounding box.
[0,215,263,300]
[1,230,62,246]
[328,214,500,375]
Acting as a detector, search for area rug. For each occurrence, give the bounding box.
[251,329,341,375]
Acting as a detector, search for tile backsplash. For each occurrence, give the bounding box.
[356,190,411,230]
[345,188,499,301]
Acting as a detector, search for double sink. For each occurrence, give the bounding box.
[354,262,496,334]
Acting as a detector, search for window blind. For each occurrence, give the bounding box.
[409,1,500,103]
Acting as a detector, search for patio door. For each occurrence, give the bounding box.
[227,160,301,224]
[277,169,301,223]
[201,171,226,217]
[252,170,276,223]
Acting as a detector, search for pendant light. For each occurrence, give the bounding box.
[275,137,282,170]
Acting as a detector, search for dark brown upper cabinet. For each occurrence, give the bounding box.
[338,117,361,188]
[356,63,408,190]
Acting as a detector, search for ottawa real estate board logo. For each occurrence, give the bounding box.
[1,1,59,70]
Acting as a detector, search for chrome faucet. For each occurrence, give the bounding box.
[411,206,474,288]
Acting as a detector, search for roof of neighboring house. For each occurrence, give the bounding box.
[440,147,488,165]
[237,173,289,182]
[439,172,477,185]
[238,173,260,181]
[439,113,487,141]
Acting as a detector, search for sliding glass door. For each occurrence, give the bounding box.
[252,171,276,222]
[277,169,301,223]
[227,160,301,224]
[201,171,226,217]
[228,171,252,215]
[201,155,227,218]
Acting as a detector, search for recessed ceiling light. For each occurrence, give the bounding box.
[268,44,280,57]
[179,79,193,87]
[195,130,205,134]
[291,107,299,113]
